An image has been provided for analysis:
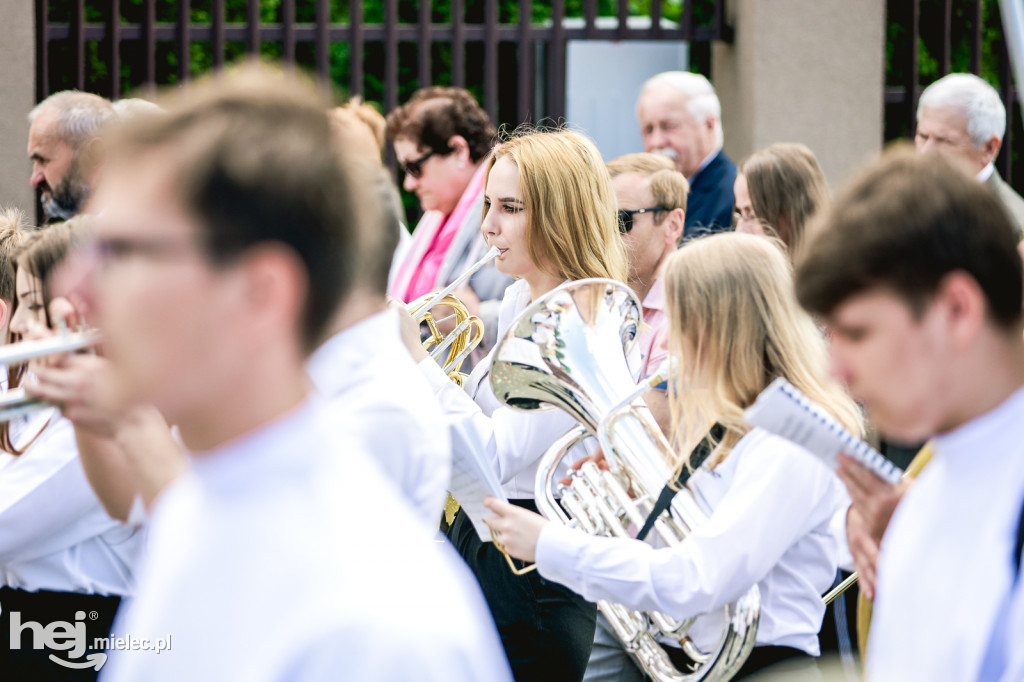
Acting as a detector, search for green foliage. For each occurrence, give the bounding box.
[886,0,1004,89]
[43,0,712,112]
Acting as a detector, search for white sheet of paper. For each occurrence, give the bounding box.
[745,378,903,485]
[448,426,508,542]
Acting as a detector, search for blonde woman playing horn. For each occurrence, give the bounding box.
[396,127,629,682]
[485,233,862,679]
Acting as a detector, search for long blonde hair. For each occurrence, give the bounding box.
[665,233,862,473]
[488,128,628,282]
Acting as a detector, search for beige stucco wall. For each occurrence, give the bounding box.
[0,2,36,218]
[713,0,886,188]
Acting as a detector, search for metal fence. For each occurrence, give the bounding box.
[35,1,1024,190]
[35,0,731,131]
[885,0,1022,187]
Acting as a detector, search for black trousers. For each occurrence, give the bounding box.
[447,500,597,682]
[0,587,121,682]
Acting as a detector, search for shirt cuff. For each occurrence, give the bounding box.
[831,504,855,572]
[535,521,590,590]
[418,356,454,393]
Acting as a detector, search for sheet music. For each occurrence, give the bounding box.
[745,377,903,485]
[448,427,507,541]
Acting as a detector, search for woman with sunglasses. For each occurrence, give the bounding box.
[0,220,143,681]
[396,127,628,682]
[385,87,513,360]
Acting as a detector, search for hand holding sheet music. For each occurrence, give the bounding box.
[744,377,903,485]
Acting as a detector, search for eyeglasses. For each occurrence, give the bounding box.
[88,235,203,266]
[401,149,437,179]
[617,206,669,234]
[732,208,758,226]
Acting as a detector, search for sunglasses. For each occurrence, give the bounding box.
[401,149,437,179]
[618,206,669,234]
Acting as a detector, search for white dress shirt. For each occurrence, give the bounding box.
[536,428,847,655]
[0,407,142,595]
[387,220,413,293]
[308,310,451,522]
[102,399,510,682]
[996,566,1024,681]
[419,279,610,499]
[867,385,1024,682]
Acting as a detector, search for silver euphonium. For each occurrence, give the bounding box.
[490,279,759,682]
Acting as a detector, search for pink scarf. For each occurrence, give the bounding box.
[390,164,488,301]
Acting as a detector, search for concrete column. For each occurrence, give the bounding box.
[712,0,886,188]
[0,2,36,219]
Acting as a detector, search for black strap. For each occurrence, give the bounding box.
[636,423,725,542]
[1014,492,1024,581]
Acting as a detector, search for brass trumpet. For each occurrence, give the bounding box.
[0,328,101,422]
[407,245,500,386]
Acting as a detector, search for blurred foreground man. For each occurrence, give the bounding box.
[88,66,510,682]
[796,148,1024,681]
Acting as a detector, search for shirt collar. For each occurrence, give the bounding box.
[976,162,995,183]
[307,309,397,397]
[188,397,329,495]
[642,278,665,312]
[933,383,1024,467]
[689,148,722,181]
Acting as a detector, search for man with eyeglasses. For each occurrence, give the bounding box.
[83,66,510,682]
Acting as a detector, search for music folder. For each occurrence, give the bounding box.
[744,377,903,485]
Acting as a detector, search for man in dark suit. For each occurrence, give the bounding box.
[636,71,734,241]
[916,72,1024,233]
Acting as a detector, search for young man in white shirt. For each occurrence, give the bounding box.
[795,147,1024,681]
[307,172,451,524]
[84,66,509,682]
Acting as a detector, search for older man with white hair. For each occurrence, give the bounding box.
[916,72,1024,229]
[27,91,116,221]
[636,71,734,240]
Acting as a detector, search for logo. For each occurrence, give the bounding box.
[9,610,107,670]
[8,608,172,670]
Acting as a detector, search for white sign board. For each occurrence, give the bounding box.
[565,37,689,164]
